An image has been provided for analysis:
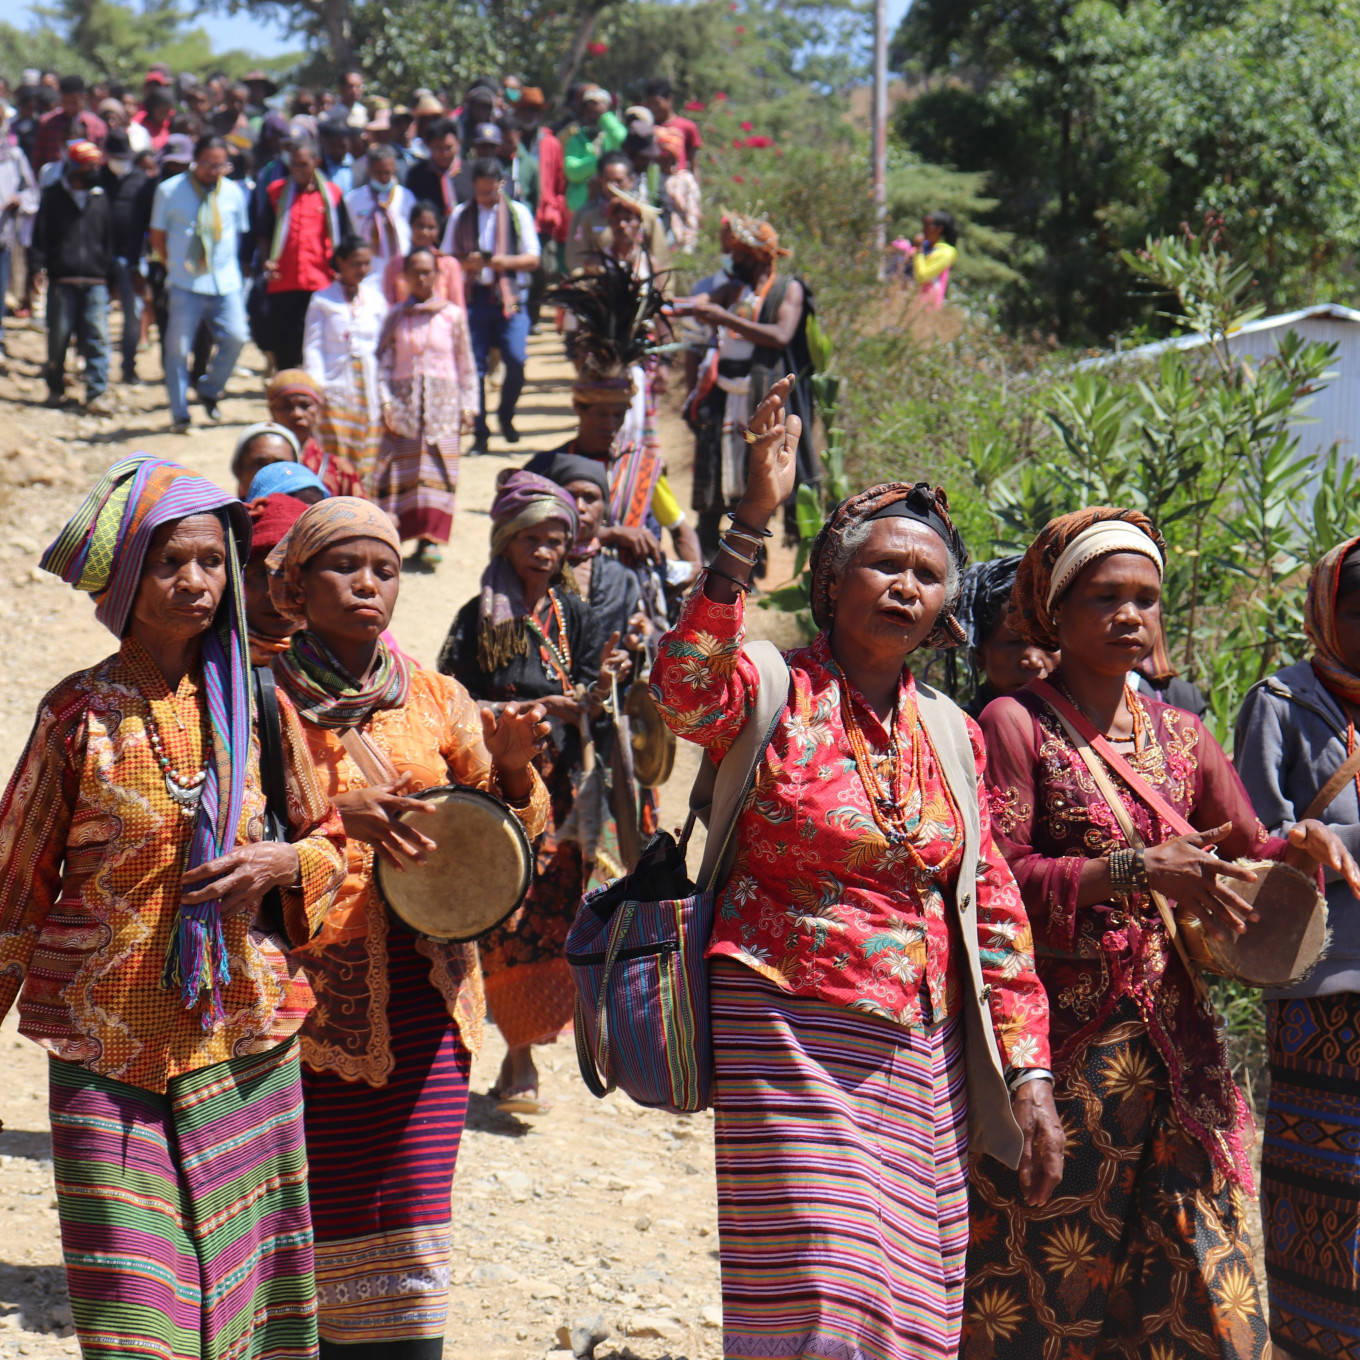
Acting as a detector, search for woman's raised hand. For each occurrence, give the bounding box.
[1141,822,1260,938]
[482,701,550,774]
[735,373,801,526]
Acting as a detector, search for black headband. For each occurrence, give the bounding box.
[866,485,959,561]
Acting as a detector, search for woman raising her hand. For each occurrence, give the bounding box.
[651,378,1060,1360]
[265,496,549,1360]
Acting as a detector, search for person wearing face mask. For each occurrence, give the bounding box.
[676,212,818,554]
[0,107,39,362]
[32,139,115,413]
[101,128,150,385]
[344,143,415,266]
[151,134,251,431]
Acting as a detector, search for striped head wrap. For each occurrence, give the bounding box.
[478,471,580,673]
[1306,535,1360,706]
[265,368,325,407]
[808,481,969,647]
[266,498,412,729]
[40,455,253,1023]
[1007,507,1166,652]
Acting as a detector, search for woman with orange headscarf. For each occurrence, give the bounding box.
[267,496,549,1360]
[965,507,1360,1360]
[1236,536,1360,1359]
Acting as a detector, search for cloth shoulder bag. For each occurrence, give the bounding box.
[568,639,790,1113]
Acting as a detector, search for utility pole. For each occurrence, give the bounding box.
[871,0,888,271]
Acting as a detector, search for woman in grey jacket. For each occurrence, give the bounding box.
[1235,535,1360,1360]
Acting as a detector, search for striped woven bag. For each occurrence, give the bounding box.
[568,641,789,1113]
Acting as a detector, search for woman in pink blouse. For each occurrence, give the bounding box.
[374,246,479,569]
[650,379,1060,1360]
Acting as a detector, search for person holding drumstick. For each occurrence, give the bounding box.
[265,496,550,1360]
[437,470,633,1115]
[963,507,1360,1360]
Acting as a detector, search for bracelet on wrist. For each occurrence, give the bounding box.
[717,536,758,568]
[705,565,753,594]
[1007,1067,1054,1095]
[1108,846,1148,892]
[728,513,774,540]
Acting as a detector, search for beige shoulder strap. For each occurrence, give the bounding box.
[914,683,980,851]
[692,639,790,891]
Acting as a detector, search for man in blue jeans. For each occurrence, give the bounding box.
[150,133,250,431]
[441,156,540,454]
[31,140,115,413]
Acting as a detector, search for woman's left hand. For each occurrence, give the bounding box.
[1285,819,1360,896]
[1013,1079,1064,1206]
[482,700,550,774]
[181,842,301,919]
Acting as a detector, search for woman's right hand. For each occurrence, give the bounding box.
[734,373,801,526]
[334,772,439,869]
[1142,822,1260,938]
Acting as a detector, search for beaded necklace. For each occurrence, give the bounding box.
[836,675,928,857]
[526,589,574,695]
[144,706,210,808]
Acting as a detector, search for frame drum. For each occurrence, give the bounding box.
[1177,860,1329,987]
[376,784,533,943]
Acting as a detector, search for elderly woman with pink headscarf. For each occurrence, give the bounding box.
[437,470,633,1112]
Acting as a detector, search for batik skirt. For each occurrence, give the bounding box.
[710,959,969,1360]
[317,355,382,492]
[302,930,471,1348]
[1262,993,1360,1359]
[48,1038,316,1360]
[963,1000,1269,1359]
[372,425,459,545]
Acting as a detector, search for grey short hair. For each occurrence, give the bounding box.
[827,518,963,618]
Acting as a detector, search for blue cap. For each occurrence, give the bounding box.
[247,461,329,502]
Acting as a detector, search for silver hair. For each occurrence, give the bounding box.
[827,518,963,618]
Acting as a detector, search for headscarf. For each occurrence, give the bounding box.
[958,555,1023,651]
[477,471,579,672]
[247,493,310,560]
[1007,507,1166,652]
[808,481,968,646]
[65,139,102,169]
[722,211,789,262]
[266,498,412,729]
[231,420,301,479]
[1306,535,1360,706]
[248,460,329,503]
[39,455,253,1023]
[266,368,325,407]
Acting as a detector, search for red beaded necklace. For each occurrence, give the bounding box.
[527,589,574,695]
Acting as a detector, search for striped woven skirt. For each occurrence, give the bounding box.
[372,426,459,545]
[302,931,471,1347]
[317,357,382,491]
[48,1038,315,1360]
[710,959,969,1360]
[1263,993,1360,1359]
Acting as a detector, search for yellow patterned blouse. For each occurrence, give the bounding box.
[0,638,347,1093]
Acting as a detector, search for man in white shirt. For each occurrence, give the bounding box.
[344,144,414,265]
[441,156,540,452]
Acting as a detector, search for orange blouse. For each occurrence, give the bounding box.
[290,665,549,1085]
[0,639,347,1093]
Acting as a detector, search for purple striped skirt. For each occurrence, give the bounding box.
[48,1037,316,1360]
[302,930,471,1346]
[711,959,969,1360]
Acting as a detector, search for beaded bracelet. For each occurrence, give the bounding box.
[718,535,758,568]
[1108,846,1148,891]
[705,565,753,593]
[728,513,773,540]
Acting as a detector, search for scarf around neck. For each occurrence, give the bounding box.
[1306,535,1360,706]
[269,170,340,265]
[275,628,413,729]
[186,173,224,274]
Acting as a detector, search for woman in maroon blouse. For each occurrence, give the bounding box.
[963,506,1360,1360]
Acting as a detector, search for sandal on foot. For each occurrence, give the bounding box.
[492,1084,551,1116]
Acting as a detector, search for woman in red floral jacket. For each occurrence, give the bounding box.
[650,378,1060,1360]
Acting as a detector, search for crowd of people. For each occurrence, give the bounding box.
[3,53,1360,1360]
